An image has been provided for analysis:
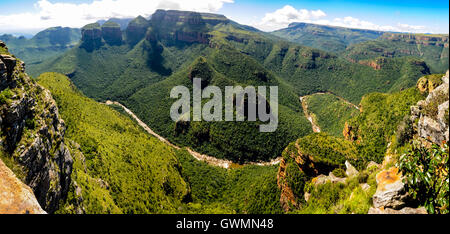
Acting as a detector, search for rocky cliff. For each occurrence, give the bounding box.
[80,23,103,51]
[411,71,449,145]
[381,33,449,48]
[0,41,73,213]
[101,21,123,45]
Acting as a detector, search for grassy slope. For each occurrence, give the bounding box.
[38,72,190,214]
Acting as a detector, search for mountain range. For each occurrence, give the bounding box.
[0,9,448,214]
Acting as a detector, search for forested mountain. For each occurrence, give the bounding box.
[1,8,448,215]
[31,10,430,163]
[271,22,384,53]
[0,27,81,74]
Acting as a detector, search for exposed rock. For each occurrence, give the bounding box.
[126,16,149,45]
[345,161,358,177]
[0,159,46,214]
[312,172,346,186]
[373,167,408,209]
[358,58,387,70]
[277,158,298,211]
[80,23,103,51]
[1,42,73,213]
[360,183,371,192]
[304,192,310,202]
[411,71,449,144]
[368,207,427,214]
[101,21,122,45]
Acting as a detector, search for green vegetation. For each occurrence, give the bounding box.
[346,87,425,164]
[295,172,377,214]
[33,11,430,163]
[176,150,282,214]
[398,142,449,214]
[271,22,384,53]
[343,35,449,74]
[0,27,81,76]
[38,72,190,214]
[293,133,359,169]
[305,93,359,137]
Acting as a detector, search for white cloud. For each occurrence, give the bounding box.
[0,0,233,34]
[253,5,430,33]
[254,5,326,31]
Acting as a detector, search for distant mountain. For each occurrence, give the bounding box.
[31,10,430,163]
[0,27,81,75]
[97,17,134,30]
[271,22,384,53]
[343,33,449,73]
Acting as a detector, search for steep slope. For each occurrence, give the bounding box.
[344,33,449,73]
[301,93,359,137]
[0,27,81,75]
[38,72,190,214]
[271,22,384,53]
[1,41,73,213]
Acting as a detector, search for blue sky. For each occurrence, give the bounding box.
[0,0,448,34]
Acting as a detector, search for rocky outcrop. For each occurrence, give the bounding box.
[101,21,122,45]
[126,16,149,46]
[1,42,73,213]
[345,160,359,177]
[0,159,46,214]
[381,33,449,48]
[80,23,103,51]
[358,58,387,70]
[410,71,449,144]
[368,206,427,214]
[372,167,408,209]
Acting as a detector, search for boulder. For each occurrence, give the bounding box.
[0,159,46,214]
[368,207,427,214]
[373,167,408,209]
[345,160,359,177]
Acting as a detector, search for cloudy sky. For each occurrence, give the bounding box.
[0,0,448,35]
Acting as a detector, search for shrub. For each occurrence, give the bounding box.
[398,142,449,214]
[332,168,346,178]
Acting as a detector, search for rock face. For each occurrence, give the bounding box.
[101,21,122,45]
[149,10,222,45]
[410,71,449,144]
[372,167,408,209]
[126,16,149,46]
[1,42,73,213]
[0,159,46,214]
[381,33,449,47]
[80,23,103,51]
[345,161,359,177]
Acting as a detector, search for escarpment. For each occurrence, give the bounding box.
[0,41,73,213]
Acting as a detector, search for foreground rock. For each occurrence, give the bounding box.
[1,41,73,213]
[411,71,449,144]
[0,159,46,214]
[368,207,427,214]
[372,167,408,209]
